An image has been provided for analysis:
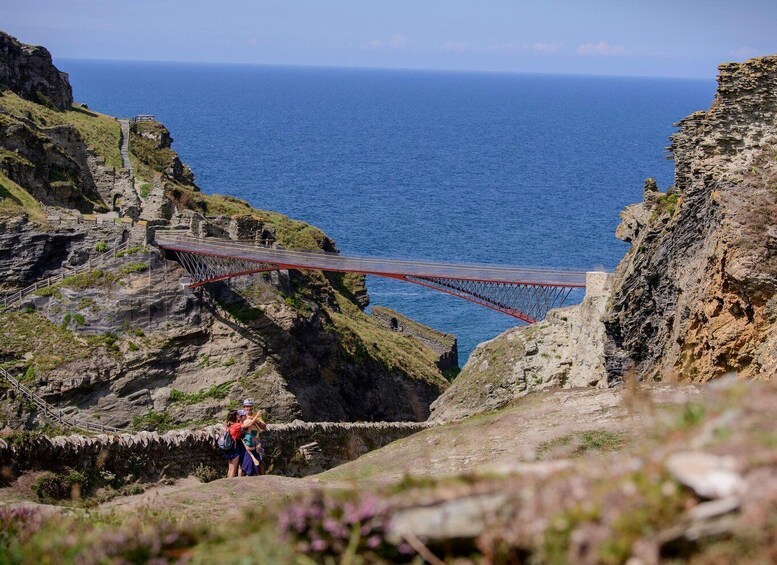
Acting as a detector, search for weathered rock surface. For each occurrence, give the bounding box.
[0,31,72,109]
[429,272,610,422]
[431,55,777,419]
[605,55,777,381]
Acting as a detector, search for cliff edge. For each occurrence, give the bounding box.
[431,55,777,422]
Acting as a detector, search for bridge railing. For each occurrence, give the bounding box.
[1,240,140,312]
[154,232,589,284]
[0,367,128,434]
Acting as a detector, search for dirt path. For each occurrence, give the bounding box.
[99,384,699,516]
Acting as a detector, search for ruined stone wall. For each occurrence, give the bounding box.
[0,421,429,481]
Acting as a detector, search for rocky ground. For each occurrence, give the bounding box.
[1,377,775,563]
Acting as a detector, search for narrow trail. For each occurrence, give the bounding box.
[118,118,132,173]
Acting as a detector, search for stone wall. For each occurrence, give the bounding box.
[0,421,429,481]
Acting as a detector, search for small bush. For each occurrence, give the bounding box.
[31,470,88,501]
[193,464,221,484]
[120,262,149,275]
[117,245,145,258]
[94,240,109,253]
[139,183,153,198]
[62,312,86,329]
[33,286,61,298]
[128,341,139,351]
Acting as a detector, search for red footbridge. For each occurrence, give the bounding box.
[155,232,590,324]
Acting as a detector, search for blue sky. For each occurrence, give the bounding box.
[3,0,776,78]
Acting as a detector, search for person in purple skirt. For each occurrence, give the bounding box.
[240,399,267,476]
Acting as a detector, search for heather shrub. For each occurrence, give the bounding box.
[278,491,414,561]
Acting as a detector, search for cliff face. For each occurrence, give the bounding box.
[429,272,610,422]
[0,30,451,429]
[605,56,777,382]
[430,55,777,421]
[0,31,72,110]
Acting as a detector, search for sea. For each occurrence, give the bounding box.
[59,60,716,361]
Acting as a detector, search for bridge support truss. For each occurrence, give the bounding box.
[174,251,278,288]
[172,250,577,323]
[402,276,573,323]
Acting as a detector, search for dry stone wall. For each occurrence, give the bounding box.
[0,421,429,481]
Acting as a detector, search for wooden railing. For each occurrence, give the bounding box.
[1,240,143,311]
[0,367,128,434]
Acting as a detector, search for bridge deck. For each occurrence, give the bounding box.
[155,234,588,287]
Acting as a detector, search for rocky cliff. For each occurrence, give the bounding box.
[605,56,777,382]
[0,31,72,110]
[431,55,777,421]
[0,30,452,430]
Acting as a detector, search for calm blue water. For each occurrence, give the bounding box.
[60,60,715,361]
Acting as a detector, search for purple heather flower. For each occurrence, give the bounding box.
[310,538,328,552]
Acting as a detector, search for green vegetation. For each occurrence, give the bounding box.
[32,286,61,299]
[169,382,233,405]
[94,240,109,253]
[61,312,86,329]
[139,183,153,198]
[131,409,174,432]
[0,171,45,221]
[216,298,264,323]
[129,120,177,175]
[119,261,149,275]
[85,332,119,354]
[61,269,115,290]
[0,311,101,374]
[116,244,145,257]
[537,429,630,459]
[31,470,89,502]
[0,91,122,169]
[653,192,682,218]
[327,293,447,387]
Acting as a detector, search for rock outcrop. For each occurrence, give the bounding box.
[430,55,777,421]
[0,31,72,109]
[0,29,453,429]
[604,56,777,381]
[429,272,610,422]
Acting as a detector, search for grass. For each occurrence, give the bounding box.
[169,382,234,405]
[326,292,448,387]
[129,120,178,175]
[60,269,116,290]
[0,91,122,169]
[653,192,682,219]
[131,409,174,432]
[537,430,630,459]
[0,311,103,374]
[0,171,45,222]
[119,261,149,275]
[116,245,145,257]
[139,183,153,199]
